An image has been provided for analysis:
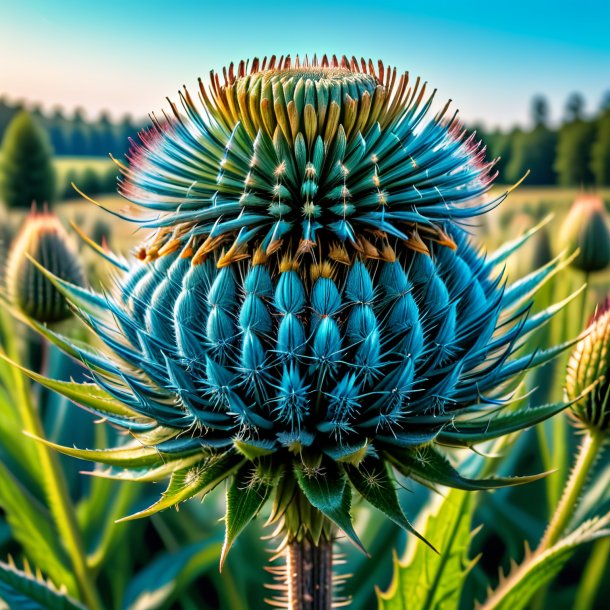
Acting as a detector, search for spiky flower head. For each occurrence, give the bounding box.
[566,301,610,433]
[5,210,85,323]
[21,55,571,557]
[559,194,610,273]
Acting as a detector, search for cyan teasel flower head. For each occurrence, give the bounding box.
[16,55,574,569]
[5,210,85,323]
[566,300,610,434]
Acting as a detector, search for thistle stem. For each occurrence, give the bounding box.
[480,430,604,610]
[286,538,333,610]
[538,430,603,550]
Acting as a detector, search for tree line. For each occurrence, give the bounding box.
[0,97,143,158]
[478,92,610,186]
[2,91,610,212]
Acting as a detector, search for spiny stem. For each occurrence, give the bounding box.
[538,431,602,550]
[480,430,604,610]
[287,538,333,610]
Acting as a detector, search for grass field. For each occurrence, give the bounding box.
[55,156,114,178]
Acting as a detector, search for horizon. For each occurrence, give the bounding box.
[1,0,609,129]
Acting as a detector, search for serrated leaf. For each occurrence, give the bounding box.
[437,401,569,446]
[387,446,551,491]
[0,560,86,610]
[118,452,243,522]
[0,354,152,425]
[480,514,610,610]
[25,434,196,469]
[221,463,272,569]
[120,537,222,610]
[295,458,366,554]
[0,464,77,596]
[344,459,435,552]
[377,488,476,610]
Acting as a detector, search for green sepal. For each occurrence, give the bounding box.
[437,401,571,446]
[294,458,367,554]
[344,458,436,552]
[0,559,87,610]
[220,462,273,569]
[119,452,245,522]
[387,446,553,491]
[266,471,297,527]
[233,439,275,460]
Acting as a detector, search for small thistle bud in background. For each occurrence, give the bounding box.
[559,194,610,273]
[5,211,85,323]
[0,204,15,284]
[566,301,610,433]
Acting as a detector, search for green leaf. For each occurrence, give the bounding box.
[437,401,569,446]
[83,454,205,484]
[0,462,78,596]
[25,433,197,469]
[387,446,551,491]
[0,354,151,424]
[120,452,244,522]
[344,459,435,552]
[0,560,86,610]
[221,462,273,569]
[294,458,366,554]
[377,488,477,610]
[481,514,610,610]
[120,537,222,610]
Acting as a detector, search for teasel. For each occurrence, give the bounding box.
[559,194,610,274]
[5,210,85,324]
[5,55,579,609]
[566,301,610,435]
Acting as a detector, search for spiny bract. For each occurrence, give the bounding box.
[18,55,574,556]
[566,301,610,433]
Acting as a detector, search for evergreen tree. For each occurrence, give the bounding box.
[591,109,610,186]
[532,95,550,127]
[0,110,57,208]
[565,92,585,121]
[555,118,596,186]
[70,107,90,155]
[49,107,68,156]
[506,127,557,185]
[486,128,518,183]
[91,111,117,156]
[118,114,138,156]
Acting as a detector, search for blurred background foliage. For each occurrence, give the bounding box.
[0,87,610,610]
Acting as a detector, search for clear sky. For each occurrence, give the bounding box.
[1,0,609,129]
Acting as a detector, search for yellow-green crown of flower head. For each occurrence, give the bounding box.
[566,300,610,433]
[111,54,500,266]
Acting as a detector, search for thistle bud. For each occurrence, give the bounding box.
[559,195,610,272]
[5,211,85,323]
[0,205,15,284]
[566,301,610,433]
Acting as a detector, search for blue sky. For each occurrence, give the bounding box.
[1,0,609,128]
